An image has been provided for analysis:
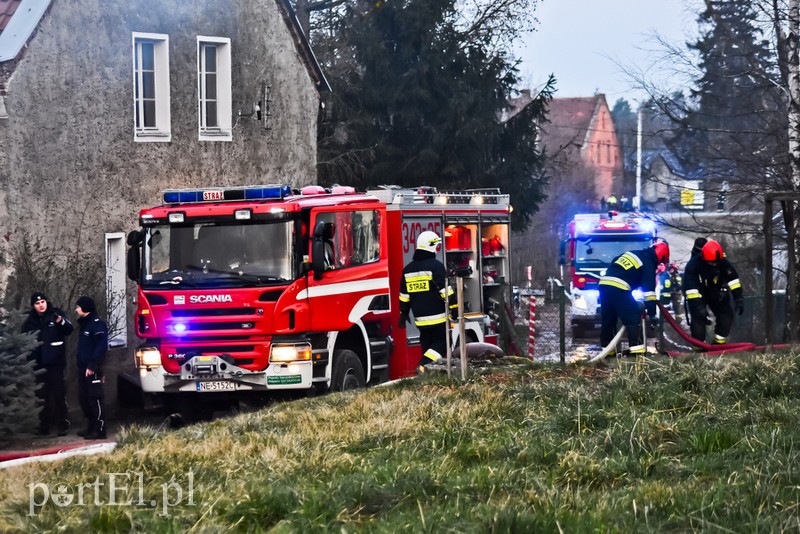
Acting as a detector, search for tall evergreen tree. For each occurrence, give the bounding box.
[0,311,40,444]
[680,0,787,197]
[315,0,551,229]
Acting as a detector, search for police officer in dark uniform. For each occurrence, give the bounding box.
[682,239,743,344]
[75,296,109,440]
[22,292,74,436]
[398,231,457,374]
[598,241,670,356]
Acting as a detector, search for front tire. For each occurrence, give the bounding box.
[331,350,366,392]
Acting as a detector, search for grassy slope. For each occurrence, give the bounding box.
[2,354,800,532]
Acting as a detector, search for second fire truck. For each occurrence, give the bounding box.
[560,212,657,337]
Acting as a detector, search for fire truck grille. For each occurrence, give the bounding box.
[172,308,256,317]
[176,345,254,354]
[183,322,256,331]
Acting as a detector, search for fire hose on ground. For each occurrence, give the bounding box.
[590,302,791,362]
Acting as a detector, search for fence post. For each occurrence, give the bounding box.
[528,295,536,360]
[559,284,566,364]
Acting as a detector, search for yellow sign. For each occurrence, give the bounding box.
[407,280,430,293]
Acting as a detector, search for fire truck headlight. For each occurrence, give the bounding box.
[135,347,162,368]
[234,209,252,220]
[270,343,312,363]
[168,212,185,223]
[573,295,589,311]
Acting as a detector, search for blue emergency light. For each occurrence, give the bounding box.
[162,184,291,204]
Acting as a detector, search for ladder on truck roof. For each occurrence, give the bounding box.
[366,186,509,207]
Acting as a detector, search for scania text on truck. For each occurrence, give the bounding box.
[559,212,657,336]
[125,184,512,409]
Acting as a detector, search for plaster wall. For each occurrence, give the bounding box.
[0,0,320,298]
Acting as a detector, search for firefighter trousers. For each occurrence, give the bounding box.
[599,285,644,353]
[687,296,734,343]
[417,323,447,367]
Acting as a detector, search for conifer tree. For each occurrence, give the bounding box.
[314,0,551,229]
[0,311,41,444]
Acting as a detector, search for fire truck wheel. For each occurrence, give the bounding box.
[331,350,366,392]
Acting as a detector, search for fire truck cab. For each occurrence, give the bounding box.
[559,212,657,337]
[125,184,511,410]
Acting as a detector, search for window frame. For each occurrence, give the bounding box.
[132,32,171,142]
[313,210,382,271]
[197,36,232,141]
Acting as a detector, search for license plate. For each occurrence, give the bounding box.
[196,380,235,392]
[267,375,302,385]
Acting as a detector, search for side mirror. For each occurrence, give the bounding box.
[311,239,325,280]
[559,239,567,265]
[127,229,143,246]
[310,221,335,280]
[127,245,141,281]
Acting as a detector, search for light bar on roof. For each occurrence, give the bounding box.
[162,184,291,204]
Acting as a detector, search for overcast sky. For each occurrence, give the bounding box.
[514,0,701,106]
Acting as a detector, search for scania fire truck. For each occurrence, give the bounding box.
[125,184,511,409]
[559,212,657,337]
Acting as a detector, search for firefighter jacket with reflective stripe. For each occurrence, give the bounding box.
[682,255,742,303]
[399,250,456,327]
[598,248,659,317]
[657,271,672,297]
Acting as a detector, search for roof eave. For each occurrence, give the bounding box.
[275,0,331,94]
[0,0,52,63]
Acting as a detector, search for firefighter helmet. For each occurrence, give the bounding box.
[652,241,670,264]
[702,239,725,262]
[416,231,442,253]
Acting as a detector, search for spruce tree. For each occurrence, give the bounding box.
[681,0,786,194]
[0,311,41,444]
[315,0,551,230]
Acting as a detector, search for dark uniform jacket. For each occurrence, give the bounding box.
[398,249,456,327]
[598,248,659,317]
[682,255,742,305]
[76,313,109,373]
[22,305,74,367]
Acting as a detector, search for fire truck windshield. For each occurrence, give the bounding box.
[575,236,652,267]
[141,220,294,287]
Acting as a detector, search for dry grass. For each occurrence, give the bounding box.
[2,353,800,532]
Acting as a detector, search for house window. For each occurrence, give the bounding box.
[132,32,171,142]
[198,36,232,141]
[105,232,127,347]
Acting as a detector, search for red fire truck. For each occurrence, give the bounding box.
[125,184,511,409]
[559,212,657,337]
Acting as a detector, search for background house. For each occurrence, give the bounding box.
[506,92,623,287]
[0,0,327,409]
[538,94,622,205]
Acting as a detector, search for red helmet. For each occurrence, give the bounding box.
[652,241,669,264]
[702,240,725,262]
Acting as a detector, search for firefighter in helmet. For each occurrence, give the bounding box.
[656,264,672,308]
[397,231,457,374]
[598,241,670,357]
[682,239,743,344]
